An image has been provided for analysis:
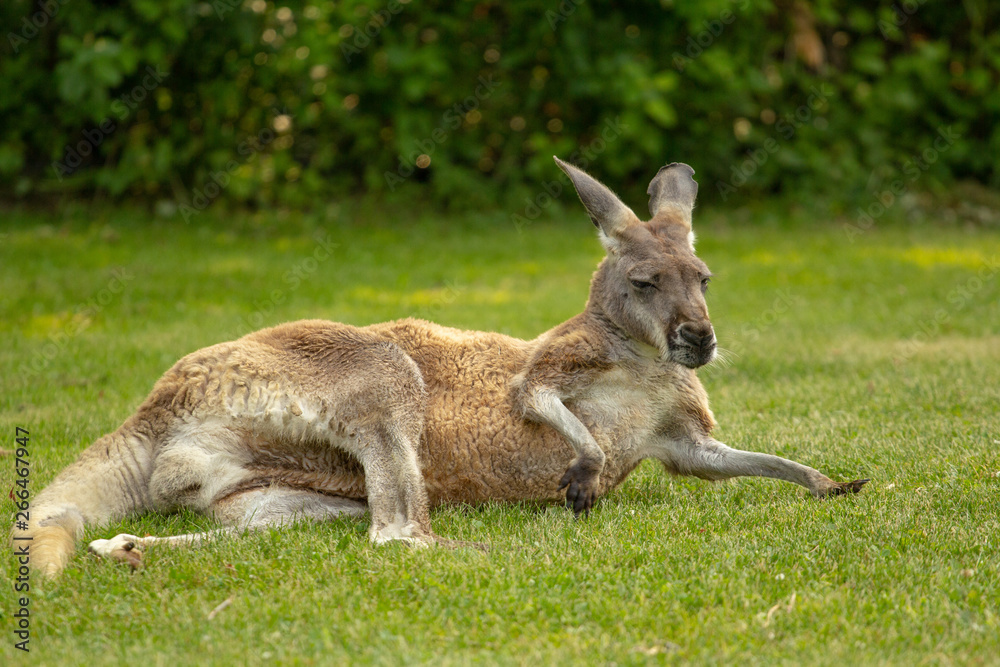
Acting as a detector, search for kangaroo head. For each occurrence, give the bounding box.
[555,156,715,368]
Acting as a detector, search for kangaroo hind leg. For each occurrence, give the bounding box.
[663,437,869,497]
[325,341,435,547]
[88,486,368,568]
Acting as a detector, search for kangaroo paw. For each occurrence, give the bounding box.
[558,459,601,518]
[88,534,144,570]
[817,478,870,498]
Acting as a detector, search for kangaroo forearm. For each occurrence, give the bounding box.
[520,388,605,468]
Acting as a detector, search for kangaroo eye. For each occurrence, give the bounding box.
[630,279,655,291]
[700,277,711,293]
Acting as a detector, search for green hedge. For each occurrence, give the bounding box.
[1,0,997,214]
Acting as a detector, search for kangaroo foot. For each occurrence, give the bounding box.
[88,534,143,570]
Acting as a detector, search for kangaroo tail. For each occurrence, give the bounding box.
[15,414,156,579]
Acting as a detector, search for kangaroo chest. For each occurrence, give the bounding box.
[567,366,673,445]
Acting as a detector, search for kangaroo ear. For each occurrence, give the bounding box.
[647,162,698,228]
[554,156,637,244]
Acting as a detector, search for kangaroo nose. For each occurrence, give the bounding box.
[678,321,715,349]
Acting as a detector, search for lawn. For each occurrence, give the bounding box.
[1,201,998,665]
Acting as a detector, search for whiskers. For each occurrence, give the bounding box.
[707,346,739,369]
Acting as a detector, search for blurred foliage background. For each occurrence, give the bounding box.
[1,0,997,215]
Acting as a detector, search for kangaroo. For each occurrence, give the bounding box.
[21,157,867,578]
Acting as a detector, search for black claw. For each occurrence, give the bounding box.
[558,472,572,492]
[570,491,593,519]
[847,478,870,493]
[825,478,871,497]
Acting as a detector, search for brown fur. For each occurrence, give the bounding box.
[18,158,866,578]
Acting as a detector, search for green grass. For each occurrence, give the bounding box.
[1,203,999,665]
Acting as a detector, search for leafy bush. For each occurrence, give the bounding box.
[1,0,997,213]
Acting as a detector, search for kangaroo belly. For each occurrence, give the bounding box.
[420,412,572,506]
